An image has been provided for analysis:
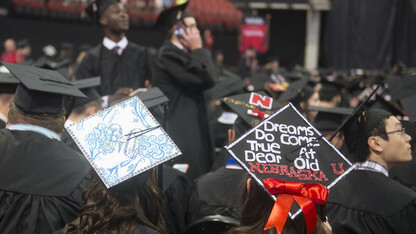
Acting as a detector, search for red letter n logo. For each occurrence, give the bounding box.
[249,93,272,109]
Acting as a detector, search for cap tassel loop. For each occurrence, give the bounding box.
[262,178,329,234]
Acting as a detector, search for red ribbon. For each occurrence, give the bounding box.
[250,109,267,120]
[262,178,328,234]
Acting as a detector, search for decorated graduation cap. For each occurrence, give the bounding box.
[225,103,354,233]
[222,91,280,127]
[1,62,85,114]
[72,77,101,108]
[154,1,191,32]
[0,65,19,93]
[310,106,353,132]
[277,78,315,104]
[85,0,120,25]
[66,96,181,192]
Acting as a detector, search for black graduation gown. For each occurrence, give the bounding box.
[187,167,245,224]
[326,170,416,234]
[162,165,192,234]
[76,42,150,96]
[153,41,216,180]
[0,119,5,129]
[0,129,91,234]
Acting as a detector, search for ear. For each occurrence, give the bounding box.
[228,129,236,144]
[368,136,383,153]
[246,178,252,192]
[99,16,107,26]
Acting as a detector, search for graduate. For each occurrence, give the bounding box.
[0,63,91,233]
[76,0,151,108]
[152,1,216,180]
[327,106,416,233]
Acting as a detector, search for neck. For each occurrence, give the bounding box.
[0,94,13,119]
[104,31,125,43]
[368,154,390,171]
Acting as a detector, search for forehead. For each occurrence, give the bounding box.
[385,116,401,129]
[105,3,125,12]
[183,17,197,27]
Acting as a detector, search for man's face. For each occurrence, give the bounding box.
[100,3,129,32]
[379,116,412,167]
[183,17,198,31]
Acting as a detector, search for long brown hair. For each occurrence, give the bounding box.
[227,175,330,234]
[65,168,166,234]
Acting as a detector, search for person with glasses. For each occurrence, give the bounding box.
[326,108,416,233]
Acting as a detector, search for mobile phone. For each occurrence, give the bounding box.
[174,25,187,39]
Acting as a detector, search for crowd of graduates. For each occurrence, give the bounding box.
[1,0,416,233]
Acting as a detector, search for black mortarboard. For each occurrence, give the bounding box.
[222,91,280,127]
[85,0,120,24]
[154,1,191,32]
[1,62,85,114]
[225,103,353,231]
[277,78,313,104]
[0,65,19,93]
[79,44,92,52]
[369,95,405,118]
[310,106,353,132]
[206,75,246,100]
[110,87,169,108]
[72,77,101,108]
[387,74,416,122]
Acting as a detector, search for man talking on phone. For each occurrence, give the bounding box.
[153,1,216,181]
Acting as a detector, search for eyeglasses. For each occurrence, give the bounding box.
[386,127,406,136]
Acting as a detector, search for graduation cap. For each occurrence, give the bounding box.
[16,38,29,49]
[85,0,120,25]
[110,87,169,108]
[1,62,86,114]
[387,75,416,122]
[225,103,354,233]
[61,42,74,50]
[309,106,353,132]
[222,91,280,127]
[0,65,19,94]
[206,75,246,100]
[277,78,314,104]
[154,1,191,32]
[66,96,181,192]
[72,77,101,108]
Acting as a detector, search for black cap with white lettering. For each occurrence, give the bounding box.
[225,103,354,226]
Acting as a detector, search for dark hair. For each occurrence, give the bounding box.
[227,176,330,234]
[8,101,66,134]
[64,169,167,234]
[352,117,389,162]
[319,84,341,102]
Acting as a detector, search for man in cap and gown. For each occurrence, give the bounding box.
[0,63,91,233]
[326,107,416,233]
[76,0,151,108]
[152,1,216,180]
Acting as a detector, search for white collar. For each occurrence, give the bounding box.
[103,36,128,53]
[172,41,186,51]
[0,112,7,123]
[354,160,389,177]
[7,124,61,140]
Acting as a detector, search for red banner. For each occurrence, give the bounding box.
[239,24,268,53]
